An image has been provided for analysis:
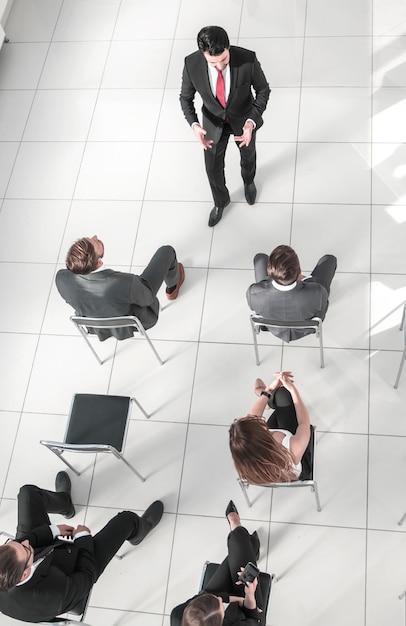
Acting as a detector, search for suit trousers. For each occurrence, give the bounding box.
[204,123,257,208]
[16,484,141,580]
[203,526,264,609]
[254,253,337,293]
[140,245,179,294]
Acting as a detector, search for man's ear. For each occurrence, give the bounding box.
[20,567,31,583]
[96,258,103,269]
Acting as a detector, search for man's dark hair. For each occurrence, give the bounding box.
[0,544,25,592]
[267,245,301,285]
[197,26,230,56]
[66,238,99,275]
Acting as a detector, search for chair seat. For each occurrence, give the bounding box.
[66,394,131,452]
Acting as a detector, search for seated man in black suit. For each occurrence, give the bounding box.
[56,236,185,340]
[247,245,337,342]
[0,472,163,623]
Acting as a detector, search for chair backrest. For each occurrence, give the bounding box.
[71,314,143,332]
[199,561,274,624]
[250,314,324,368]
[70,315,164,366]
[250,314,322,336]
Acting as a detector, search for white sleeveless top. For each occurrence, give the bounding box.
[269,428,302,478]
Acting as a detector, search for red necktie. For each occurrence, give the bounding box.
[216,68,226,108]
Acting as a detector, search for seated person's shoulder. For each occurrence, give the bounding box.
[248,278,272,293]
[299,279,327,293]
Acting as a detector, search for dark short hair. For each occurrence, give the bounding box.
[197,26,230,56]
[66,238,99,275]
[182,594,223,626]
[267,245,300,285]
[0,544,26,592]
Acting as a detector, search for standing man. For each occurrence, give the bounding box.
[0,472,163,622]
[180,25,270,227]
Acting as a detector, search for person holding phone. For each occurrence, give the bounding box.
[170,501,264,625]
[229,371,312,484]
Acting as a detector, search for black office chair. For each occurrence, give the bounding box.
[199,561,275,625]
[40,394,148,483]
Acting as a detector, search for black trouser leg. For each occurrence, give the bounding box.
[92,511,140,580]
[266,387,298,433]
[310,255,337,293]
[140,245,179,293]
[204,126,231,208]
[253,253,268,282]
[16,484,71,538]
[204,526,263,608]
[236,130,257,185]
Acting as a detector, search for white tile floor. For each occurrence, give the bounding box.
[0,0,406,624]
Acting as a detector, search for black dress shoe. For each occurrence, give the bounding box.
[55,471,75,519]
[208,199,230,227]
[128,500,164,545]
[225,500,239,518]
[244,182,257,205]
[208,206,223,227]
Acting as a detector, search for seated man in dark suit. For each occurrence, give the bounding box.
[56,236,185,340]
[247,245,337,342]
[0,472,163,623]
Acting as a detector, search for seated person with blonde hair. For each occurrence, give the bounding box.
[229,372,311,484]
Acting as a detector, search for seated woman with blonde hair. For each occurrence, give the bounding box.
[229,372,312,484]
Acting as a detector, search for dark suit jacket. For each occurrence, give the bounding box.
[180,45,270,143]
[56,268,160,340]
[0,525,96,623]
[247,279,329,342]
[171,593,261,626]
